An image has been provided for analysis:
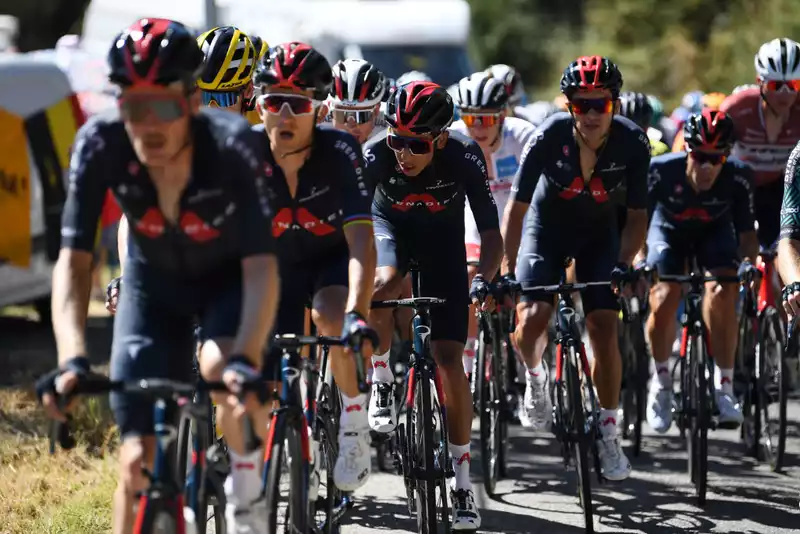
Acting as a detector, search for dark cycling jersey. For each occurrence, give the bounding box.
[779,140,800,241]
[648,152,755,232]
[62,108,275,278]
[253,124,372,264]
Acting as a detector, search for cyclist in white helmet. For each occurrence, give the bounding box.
[450,71,536,424]
[485,64,529,118]
[395,70,432,85]
[328,58,387,144]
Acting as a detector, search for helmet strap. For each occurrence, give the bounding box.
[760,87,786,119]
[570,109,611,153]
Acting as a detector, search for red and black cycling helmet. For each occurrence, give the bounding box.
[385,81,454,135]
[253,42,332,100]
[108,18,204,87]
[683,109,736,151]
[560,55,623,100]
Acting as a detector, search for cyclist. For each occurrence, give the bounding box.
[450,71,536,393]
[328,58,387,144]
[486,63,528,115]
[502,56,649,481]
[365,81,503,529]
[618,91,670,156]
[395,70,432,85]
[516,100,559,128]
[252,42,379,493]
[671,92,728,152]
[37,18,280,534]
[641,110,757,433]
[647,94,677,147]
[778,141,800,314]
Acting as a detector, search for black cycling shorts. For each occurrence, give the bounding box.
[754,179,782,249]
[646,221,739,275]
[374,215,469,344]
[109,260,242,438]
[263,245,350,380]
[516,226,619,314]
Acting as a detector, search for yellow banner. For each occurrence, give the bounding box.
[0,107,31,268]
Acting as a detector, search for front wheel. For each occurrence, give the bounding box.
[687,334,708,505]
[759,310,788,472]
[566,345,593,533]
[134,496,180,534]
[477,322,501,497]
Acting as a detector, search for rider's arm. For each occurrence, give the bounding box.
[463,142,502,280]
[778,143,800,283]
[502,130,546,275]
[229,129,281,364]
[619,132,651,265]
[117,215,129,271]
[54,122,106,365]
[636,163,662,262]
[732,164,758,261]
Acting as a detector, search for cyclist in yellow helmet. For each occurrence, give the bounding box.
[197,26,260,124]
[618,91,670,156]
[702,91,727,110]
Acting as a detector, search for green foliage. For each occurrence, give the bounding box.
[466,0,800,109]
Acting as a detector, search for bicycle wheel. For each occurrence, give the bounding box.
[477,318,502,497]
[134,496,179,534]
[620,316,647,457]
[758,309,788,471]
[566,344,594,533]
[687,333,708,505]
[265,416,309,534]
[414,370,450,533]
[314,382,344,534]
[738,312,760,458]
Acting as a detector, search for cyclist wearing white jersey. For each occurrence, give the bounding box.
[328,58,387,144]
[485,64,529,117]
[450,71,536,383]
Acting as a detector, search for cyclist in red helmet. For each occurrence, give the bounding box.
[502,55,650,482]
[640,110,756,433]
[36,18,279,533]
[364,81,502,530]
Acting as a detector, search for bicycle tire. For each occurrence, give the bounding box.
[134,496,179,534]
[759,309,788,472]
[688,333,708,505]
[738,312,760,458]
[567,344,594,533]
[315,381,343,534]
[265,417,310,534]
[477,319,501,497]
[631,315,648,457]
[414,370,449,533]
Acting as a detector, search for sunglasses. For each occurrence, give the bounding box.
[332,108,375,124]
[118,95,187,123]
[259,94,317,116]
[689,149,727,165]
[761,79,800,93]
[568,98,614,115]
[386,134,437,155]
[201,90,243,108]
[461,112,502,127]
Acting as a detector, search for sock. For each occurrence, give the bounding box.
[227,448,264,504]
[526,362,546,385]
[462,337,477,375]
[599,407,618,439]
[716,367,734,396]
[371,351,393,383]
[655,360,672,390]
[340,393,368,429]
[450,442,472,491]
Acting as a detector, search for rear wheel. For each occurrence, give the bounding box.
[738,312,760,458]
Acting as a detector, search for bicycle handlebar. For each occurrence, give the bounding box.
[371,297,447,309]
[656,273,740,284]
[521,280,611,294]
[272,334,369,394]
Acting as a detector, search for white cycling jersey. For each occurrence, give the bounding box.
[449,116,536,256]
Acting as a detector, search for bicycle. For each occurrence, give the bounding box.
[372,259,452,534]
[50,377,244,534]
[266,333,368,534]
[655,265,739,506]
[521,258,606,534]
[737,249,788,471]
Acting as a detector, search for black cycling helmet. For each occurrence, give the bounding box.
[253,42,332,100]
[683,109,736,151]
[560,55,623,100]
[618,91,653,128]
[385,81,454,135]
[108,18,204,88]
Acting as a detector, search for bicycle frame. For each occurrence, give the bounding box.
[756,250,779,315]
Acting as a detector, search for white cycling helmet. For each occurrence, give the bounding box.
[732,83,758,94]
[395,70,432,86]
[329,59,386,107]
[755,38,800,81]
[455,71,509,110]
[486,64,526,106]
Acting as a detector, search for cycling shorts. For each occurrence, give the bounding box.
[646,221,739,275]
[516,226,620,314]
[110,260,242,438]
[263,245,350,380]
[374,215,469,344]
[754,179,782,249]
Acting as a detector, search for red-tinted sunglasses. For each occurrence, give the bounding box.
[568,98,614,115]
[760,79,800,92]
[259,94,317,116]
[689,149,727,165]
[118,95,188,123]
[461,112,502,127]
[386,134,436,155]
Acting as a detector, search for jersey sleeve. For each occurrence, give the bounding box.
[60,120,108,252]
[510,128,547,204]
[626,130,651,210]
[646,162,663,221]
[362,134,387,197]
[226,128,276,257]
[332,134,373,228]
[731,164,756,233]
[780,141,800,241]
[462,143,499,233]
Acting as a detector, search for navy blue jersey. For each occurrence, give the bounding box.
[253,125,372,264]
[511,112,650,232]
[61,108,275,279]
[648,152,755,233]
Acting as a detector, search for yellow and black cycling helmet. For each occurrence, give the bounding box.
[196,26,257,92]
[250,35,269,61]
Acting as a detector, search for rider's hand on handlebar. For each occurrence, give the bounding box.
[782,282,800,317]
[222,355,265,414]
[105,277,121,315]
[342,310,377,360]
[610,262,633,298]
[470,274,494,312]
[36,356,91,422]
[737,260,758,291]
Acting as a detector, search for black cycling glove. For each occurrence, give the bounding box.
[341,311,379,349]
[782,282,800,303]
[469,274,491,302]
[610,262,631,291]
[106,277,121,301]
[737,260,756,280]
[35,356,91,403]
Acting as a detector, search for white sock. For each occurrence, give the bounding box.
[654,360,672,390]
[227,449,264,504]
[449,442,472,491]
[599,407,618,439]
[716,367,734,396]
[371,351,394,383]
[340,393,368,429]
[462,337,477,375]
[526,362,546,385]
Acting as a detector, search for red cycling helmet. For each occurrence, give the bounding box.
[560,55,623,99]
[253,42,332,100]
[107,18,204,88]
[385,81,454,135]
[683,109,736,151]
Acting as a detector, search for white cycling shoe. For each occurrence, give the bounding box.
[451,488,481,531]
[333,426,371,491]
[224,478,268,534]
[521,376,552,431]
[597,434,632,481]
[368,382,397,433]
